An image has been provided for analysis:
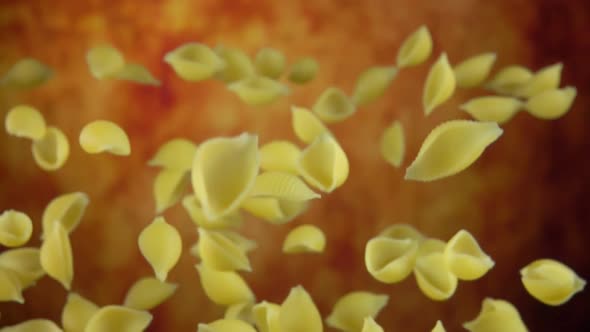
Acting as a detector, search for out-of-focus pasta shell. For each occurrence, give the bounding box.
[380,121,405,168]
[444,230,494,281]
[259,140,301,174]
[225,302,255,324]
[252,301,281,332]
[111,63,160,86]
[361,317,384,332]
[86,45,126,79]
[291,106,331,144]
[148,138,197,171]
[123,277,177,310]
[5,105,46,140]
[198,319,257,332]
[396,25,432,68]
[61,292,99,332]
[164,43,225,81]
[453,53,496,88]
[0,58,53,89]
[0,319,62,332]
[0,268,24,303]
[379,224,424,242]
[520,259,586,306]
[460,96,523,124]
[325,292,389,332]
[42,192,89,239]
[255,47,286,79]
[463,298,528,332]
[40,223,73,290]
[312,87,356,123]
[297,133,349,193]
[422,53,456,115]
[287,57,319,84]
[250,171,319,201]
[282,224,326,254]
[215,46,256,83]
[0,247,44,289]
[219,230,258,253]
[414,239,458,301]
[182,195,242,229]
[0,210,33,248]
[405,120,503,182]
[228,76,289,106]
[32,126,70,171]
[524,86,577,120]
[196,264,255,306]
[432,320,446,332]
[240,197,308,225]
[197,228,251,271]
[137,217,182,281]
[279,286,323,332]
[79,120,131,156]
[365,237,418,284]
[513,63,562,98]
[153,169,190,213]
[85,305,152,332]
[191,133,259,220]
[486,65,533,95]
[352,66,398,107]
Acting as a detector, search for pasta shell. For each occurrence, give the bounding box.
[524,86,577,120]
[196,264,255,306]
[259,140,301,174]
[153,169,190,213]
[0,319,62,332]
[85,305,152,332]
[297,133,349,193]
[379,223,425,242]
[432,320,446,332]
[225,302,255,324]
[255,47,286,79]
[215,46,256,83]
[164,43,225,81]
[0,58,53,89]
[361,317,384,332]
[0,247,44,289]
[513,63,562,98]
[191,133,259,220]
[5,105,46,140]
[444,229,494,281]
[198,319,257,332]
[282,224,326,254]
[414,239,458,301]
[486,65,533,95]
[138,217,182,281]
[182,195,242,229]
[352,66,398,107]
[40,223,73,290]
[463,298,528,332]
[380,121,405,168]
[241,197,308,225]
[111,63,160,86]
[197,228,251,271]
[312,87,356,123]
[291,106,331,144]
[396,25,433,68]
[365,237,418,284]
[422,53,456,115]
[279,286,323,332]
[79,120,131,156]
[520,259,586,306]
[123,277,177,310]
[453,53,497,88]
[0,268,24,303]
[252,301,281,332]
[148,138,197,171]
[0,210,33,247]
[61,292,99,332]
[42,192,89,239]
[227,76,289,107]
[460,96,523,124]
[219,231,258,253]
[250,171,320,201]
[287,57,319,84]
[86,45,126,79]
[325,291,389,332]
[405,120,503,182]
[32,126,70,171]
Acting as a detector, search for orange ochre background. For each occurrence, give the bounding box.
[0,0,589,331]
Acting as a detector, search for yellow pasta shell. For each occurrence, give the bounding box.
[291,106,331,144]
[297,133,349,193]
[460,96,523,124]
[379,223,424,242]
[85,305,152,332]
[153,168,190,213]
[0,267,24,303]
[228,76,289,107]
[361,317,384,332]
[380,120,405,168]
[486,65,533,95]
[32,126,70,171]
[137,217,182,281]
[224,302,255,324]
[396,25,433,68]
[219,230,258,253]
[111,63,160,86]
[422,53,456,115]
[148,138,197,170]
[0,247,44,289]
[0,319,62,332]
[259,140,301,174]
[61,292,99,332]
[79,120,131,156]
[40,223,73,290]
[252,301,281,332]
[312,87,356,123]
[520,259,586,306]
[198,319,257,332]
[196,263,255,306]
[432,320,446,332]
[197,228,251,271]
[5,105,46,140]
[255,47,286,79]
[513,63,562,98]
[164,43,225,81]
[282,224,326,254]
[0,58,53,89]
[414,239,458,301]
[287,57,319,84]
[86,45,126,79]
[123,277,177,310]
[365,237,418,284]
[453,53,497,88]
[0,210,33,247]
[240,197,308,225]
[524,86,577,120]
[444,229,494,281]
[182,195,242,230]
[352,66,398,107]
[325,291,389,332]
[215,46,256,83]
[463,298,528,332]
[279,285,323,332]
[250,171,320,201]
[42,192,89,239]
[405,120,503,182]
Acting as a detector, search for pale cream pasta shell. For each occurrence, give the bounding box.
[111,63,160,86]
[486,65,533,95]
[361,317,384,332]
[0,210,33,247]
[40,223,73,290]
[279,286,323,332]
[325,291,389,332]
[85,305,152,332]
[365,237,418,284]
[0,247,44,289]
[197,228,251,272]
[287,57,319,84]
[413,239,458,301]
[148,138,197,171]
[61,292,99,332]
[123,277,178,310]
[240,197,308,225]
[0,319,63,332]
[214,45,256,83]
[422,53,456,115]
[291,106,331,144]
[463,298,528,332]
[79,120,131,156]
[137,216,182,281]
[513,63,562,98]
[228,76,289,107]
[453,53,497,89]
[249,171,320,201]
[5,105,47,140]
[255,47,286,79]
[182,195,242,230]
[444,229,494,281]
[297,133,349,193]
[164,43,225,81]
[86,45,126,79]
[41,192,89,239]
[460,96,523,124]
[252,301,281,332]
[32,126,70,171]
[282,224,326,254]
[396,25,433,68]
[352,66,398,107]
[0,267,24,303]
[196,263,255,306]
[197,319,257,332]
[380,120,405,168]
[312,87,356,123]
[520,259,586,306]
[524,86,577,120]
[153,168,190,213]
[0,58,53,89]
[259,140,301,174]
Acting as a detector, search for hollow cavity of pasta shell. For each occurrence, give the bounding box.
[123,277,178,310]
[240,197,308,225]
[444,229,494,280]
[85,305,153,332]
[86,45,126,79]
[197,228,251,271]
[361,317,384,332]
[182,195,243,229]
[396,25,432,68]
[196,263,255,306]
[40,223,73,290]
[380,121,405,168]
[111,63,161,85]
[0,58,53,89]
[79,120,131,156]
[297,133,349,193]
[259,140,301,174]
[0,210,33,248]
[42,191,89,239]
[291,106,331,144]
[460,96,523,124]
[352,66,398,107]
[288,57,319,84]
[153,168,190,213]
[453,53,497,88]
[255,47,286,79]
[228,76,289,106]
[62,292,99,332]
[198,319,257,332]
[164,43,225,81]
[148,138,197,171]
[312,87,356,123]
[379,223,424,242]
[326,291,389,332]
[279,286,323,332]
[0,268,24,303]
[414,239,458,301]
[524,86,577,120]
[486,65,533,95]
[365,237,418,283]
[32,126,70,171]
[513,62,562,98]
[137,216,182,281]
[214,45,256,83]
[0,247,44,289]
[463,298,528,332]
[520,258,586,306]
[422,53,456,115]
[5,105,47,140]
[283,224,326,254]
[253,301,281,332]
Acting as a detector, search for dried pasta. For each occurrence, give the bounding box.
[86,45,126,79]
[422,53,456,115]
[227,76,289,106]
[0,247,44,289]
[414,239,458,301]
[250,171,320,201]
[325,291,389,332]
[513,63,562,98]
[138,217,182,281]
[312,87,356,123]
[279,286,323,332]
[240,197,308,225]
[453,53,496,88]
[252,301,281,332]
[5,105,46,140]
[0,319,63,332]
[111,63,160,86]
[215,45,256,83]
[405,120,503,182]
[79,120,131,156]
[0,267,24,303]
[61,292,99,332]
[365,236,418,284]
[524,86,577,120]
[123,277,177,310]
[486,65,533,95]
[220,230,258,252]
[287,57,319,84]
[380,120,405,168]
[32,126,70,171]
[444,229,494,281]
[361,317,384,332]
[85,305,152,332]
[0,58,53,89]
[463,298,528,332]
[148,138,197,171]
[297,133,349,193]
[460,96,523,124]
[182,195,242,229]
[197,228,252,271]
[396,25,433,68]
[196,263,255,306]
[0,210,33,247]
[520,259,586,306]
[40,223,73,290]
[164,43,225,81]
[224,302,255,323]
[42,192,89,238]
[259,140,301,174]
[255,47,286,79]
[198,319,257,332]
[153,168,190,213]
[352,66,398,107]
[431,320,446,332]
[291,106,331,144]
[379,223,424,242]
[282,224,326,254]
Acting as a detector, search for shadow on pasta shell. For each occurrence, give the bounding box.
[297,133,349,193]
[444,230,494,281]
[182,195,243,230]
[0,268,24,303]
[241,197,308,225]
[312,87,356,123]
[197,228,251,271]
[42,192,89,239]
[485,65,532,95]
[365,237,418,283]
[111,63,160,85]
[291,106,330,144]
[255,47,286,79]
[0,210,33,248]
[288,57,319,84]
[380,121,405,168]
[253,301,281,332]
[513,63,562,98]
[214,45,256,83]
[414,239,458,301]
[79,120,131,156]
[196,263,254,306]
[249,171,320,201]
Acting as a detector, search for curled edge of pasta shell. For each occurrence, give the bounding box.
[5,105,47,140]
[61,292,99,332]
[197,228,252,272]
[153,168,191,214]
[524,86,577,120]
[312,87,357,123]
[444,229,494,281]
[240,197,308,225]
[397,25,433,68]
[453,53,497,89]
[0,319,62,332]
[0,210,33,248]
[0,267,25,303]
[123,277,178,310]
[361,317,384,332]
[164,43,225,81]
[85,305,153,332]
[279,285,323,332]
[282,224,326,254]
[41,192,89,239]
[520,258,586,306]
[137,216,182,281]
[463,298,528,332]
[414,239,458,301]
[148,138,197,171]
[325,291,389,332]
[485,65,533,95]
[297,133,349,193]
[0,247,45,289]
[228,76,289,107]
[291,106,331,145]
[32,126,70,171]
[196,263,255,306]
[182,195,243,230]
[422,53,456,116]
[513,62,563,98]
[252,301,281,332]
[365,237,418,284]
[40,223,73,290]
[79,120,131,156]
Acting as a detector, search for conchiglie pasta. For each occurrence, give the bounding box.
[198,319,257,332]
[85,305,152,332]
[460,96,523,124]
[182,195,242,230]
[520,259,586,306]
[225,302,255,324]
[0,268,24,303]
[40,223,73,290]
[279,286,323,332]
[259,140,301,174]
[0,210,33,247]
[153,168,190,213]
[86,45,126,79]
[123,277,177,310]
[397,25,433,68]
[414,239,458,301]
[5,105,46,140]
[42,192,89,238]
[196,263,255,306]
[197,228,251,271]
[379,224,424,242]
[432,320,446,332]
[291,106,331,144]
[444,229,494,281]
[0,58,53,89]
[325,291,389,332]
[219,230,258,253]
[486,65,533,95]
[164,43,225,81]
[422,53,456,115]
[111,63,160,86]
[365,237,418,284]
[405,120,503,182]
[288,57,319,84]
[148,138,197,171]
[138,217,182,281]
[282,224,326,254]
[255,47,286,79]
[361,317,384,332]
[227,76,289,107]
[0,247,44,289]
[513,63,562,98]
[250,171,320,201]
[61,292,99,332]
[453,53,496,88]
[214,46,256,83]
[252,301,281,332]
[79,120,131,156]
[463,298,528,332]
[524,86,577,120]
[0,319,63,332]
[312,87,356,123]
[380,121,405,168]
[32,126,70,171]
[240,197,308,225]
[352,66,398,107]
[297,133,349,193]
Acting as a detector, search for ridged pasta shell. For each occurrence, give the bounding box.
[453,53,496,88]
[297,133,349,193]
[148,138,197,171]
[486,65,533,95]
[405,120,503,182]
[111,63,160,86]
[432,320,446,332]
[291,106,331,144]
[0,319,62,332]
[42,192,89,239]
[164,43,225,81]
[123,277,177,310]
[524,86,577,120]
[279,286,323,332]
[198,319,257,332]
[137,217,182,281]
[380,121,405,168]
[5,105,46,140]
[325,292,389,332]
[240,197,308,225]
[259,140,301,174]
[86,45,126,79]
[365,237,418,284]
[0,247,44,289]
[182,195,242,229]
[396,25,432,68]
[312,87,356,123]
[32,126,70,171]
[460,96,523,124]
[352,66,398,107]
[228,76,289,107]
[252,301,281,332]
[0,210,33,247]
[288,57,319,84]
[463,298,528,332]
[282,224,326,254]
[361,317,384,332]
[414,239,458,301]
[0,58,53,89]
[40,223,73,290]
[0,268,24,303]
[79,120,131,156]
[520,259,586,306]
[250,171,320,201]
[85,305,152,332]
[513,63,562,98]
[444,230,494,280]
[191,133,259,220]
[255,47,286,79]
[423,53,456,115]
[196,264,255,306]
[61,292,99,332]
[153,168,190,213]
[214,46,256,83]
[197,228,251,271]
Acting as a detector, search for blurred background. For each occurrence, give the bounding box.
[0,0,589,331]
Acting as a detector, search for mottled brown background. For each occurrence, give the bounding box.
[0,0,589,331]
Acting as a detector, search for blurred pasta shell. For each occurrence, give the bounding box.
[224,302,255,324]
[85,305,152,332]
[0,210,33,247]
[287,57,319,84]
[291,106,330,144]
[325,292,389,332]
[524,86,576,120]
[361,317,384,332]
[250,171,320,201]
[86,45,126,79]
[198,319,257,332]
[42,192,89,239]
[5,105,46,140]
[514,63,562,98]
[148,138,197,171]
[255,47,286,79]
[365,237,418,284]
[312,87,356,123]
[379,223,424,242]
[111,63,160,86]
[444,230,494,280]
[40,223,73,290]
[32,126,70,171]
[297,133,349,193]
[153,168,190,213]
[0,58,53,89]
[279,286,323,332]
[520,259,586,306]
[463,298,528,332]
[164,43,225,81]
[423,53,456,115]
[215,46,256,83]
[405,120,503,182]
[79,120,131,156]
[453,53,496,88]
[0,268,24,303]
[196,263,255,306]
[138,217,182,281]
[259,140,301,174]
[460,96,523,124]
[123,277,177,310]
[228,76,289,107]
[380,121,405,168]
[432,320,446,332]
[191,133,259,220]
[61,292,99,332]
[197,228,251,271]
[396,25,433,68]
[414,239,458,301]
[252,301,281,332]
[240,197,308,225]
[219,230,258,253]
[182,195,242,230]
[282,224,326,254]
[0,319,62,332]
[486,65,533,95]
[352,66,398,107]
[0,247,44,289]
